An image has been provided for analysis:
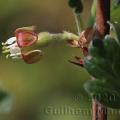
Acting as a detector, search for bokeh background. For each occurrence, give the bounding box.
[0,0,119,120]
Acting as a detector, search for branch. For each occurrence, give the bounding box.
[92,0,110,120]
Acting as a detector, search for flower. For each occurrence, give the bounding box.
[15,26,38,47]
[2,26,43,64]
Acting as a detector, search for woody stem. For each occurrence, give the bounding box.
[96,0,110,38]
[92,0,110,120]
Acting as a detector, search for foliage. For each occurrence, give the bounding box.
[84,22,120,108]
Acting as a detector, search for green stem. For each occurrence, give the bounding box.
[36,31,79,47]
[74,13,84,35]
[87,0,96,27]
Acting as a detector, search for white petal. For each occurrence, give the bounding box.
[9,47,21,55]
[5,37,16,45]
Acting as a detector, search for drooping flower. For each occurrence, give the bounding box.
[2,26,43,64]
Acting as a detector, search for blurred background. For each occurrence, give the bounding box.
[0,0,119,120]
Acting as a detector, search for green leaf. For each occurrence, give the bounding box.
[84,80,120,109]
[113,51,120,77]
[112,0,120,22]
[89,38,105,57]
[84,34,120,108]
[84,57,114,81]
[103,35,119,61]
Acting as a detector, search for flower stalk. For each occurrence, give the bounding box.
[37,31,79,47]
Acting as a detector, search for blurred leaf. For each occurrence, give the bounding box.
[88,38,105,57]
[0,91,12,113]
[84,80,120,109]
[84,56,114,81]
[84,25,120,108]
[112,0,120,22]
[103,36,119,61]
[110,22,120,44]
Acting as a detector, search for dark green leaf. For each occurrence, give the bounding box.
[89,38,105,57]
[84,57,114,80]
[103,35,119,61]
[84,80,120,109]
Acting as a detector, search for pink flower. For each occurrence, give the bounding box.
[2,26,43,64]
[15,27,38,47]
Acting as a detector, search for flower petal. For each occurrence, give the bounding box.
[22,50,43,64]
[9,47,21,55]
[15,27,38,47]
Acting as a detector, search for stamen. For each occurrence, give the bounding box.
[2,49,10,54]
[2,42,6,46]
[2,46,8,50]
[6,54,10,59]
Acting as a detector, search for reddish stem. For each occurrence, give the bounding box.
[96,0,110,38]
[92,0,110,120]
[92,100,107,120]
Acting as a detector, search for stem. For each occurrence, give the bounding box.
[96,0,110,38]
[74,13,84,35]
[92,100,107,120]
[92,0,110,120]
[87,0,96,27]
[36,31,79,47]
